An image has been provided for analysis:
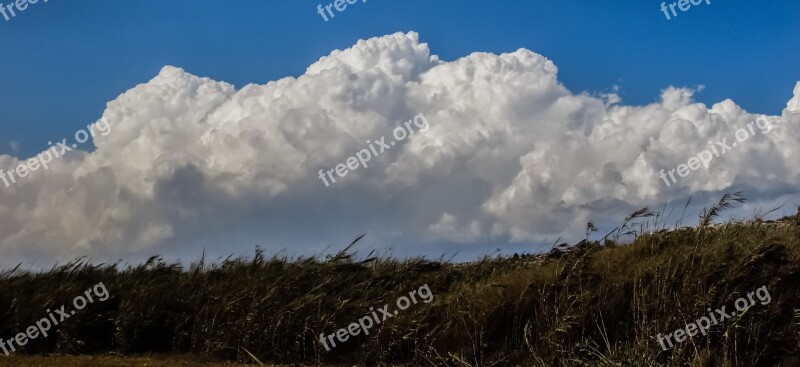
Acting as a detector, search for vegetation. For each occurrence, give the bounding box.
[0,355,252,367]
[1,194,799,366]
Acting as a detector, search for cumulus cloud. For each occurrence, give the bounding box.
[1,32,799,264]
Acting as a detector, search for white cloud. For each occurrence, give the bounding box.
[1,32,799,264]
[788,82,800,112]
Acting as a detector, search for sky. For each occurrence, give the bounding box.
[0,0,799,266]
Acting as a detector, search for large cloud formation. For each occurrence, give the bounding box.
[1,32,799,264]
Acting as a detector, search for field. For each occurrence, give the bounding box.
[1,195,799,366]
[0,355,257,367]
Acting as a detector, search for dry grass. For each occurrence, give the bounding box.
[0,355,257,366]
[0,194,799,366]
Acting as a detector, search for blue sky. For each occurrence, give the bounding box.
[1,0,798,158]
[0,0,799,266]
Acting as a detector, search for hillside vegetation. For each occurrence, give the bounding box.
[1,195,799,366]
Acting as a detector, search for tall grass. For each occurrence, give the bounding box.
[1,195,798,366]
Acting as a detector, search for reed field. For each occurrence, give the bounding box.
[0,355,255,367]
[1,194,799,366]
